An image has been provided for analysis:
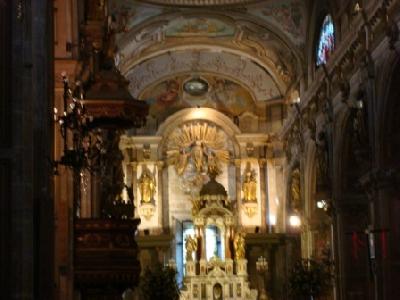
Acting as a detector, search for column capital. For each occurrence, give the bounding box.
[258,158,267,167]
[234,159,241,168]
[156,161,165,169]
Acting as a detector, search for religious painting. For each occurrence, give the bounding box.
[316,15,335,66]
[142,79,188,122]
[249,0,306,45]
[165,17,235,37]
[126,50,282,101]
[140,75,259,123]
[108,0,163,32]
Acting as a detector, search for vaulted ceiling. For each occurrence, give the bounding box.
[109,0,311,105]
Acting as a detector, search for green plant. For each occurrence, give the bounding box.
[288,258,333,299]
[139,264,180,300]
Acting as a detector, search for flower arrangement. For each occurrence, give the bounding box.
[288,257,333,299]
[139,264,180,300]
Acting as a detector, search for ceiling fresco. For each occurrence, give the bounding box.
[140,74,260,123]
[109,0,163,32]
[165,17,236,37]
[248,0,307,45]
[125,50,282,102]
[108,0,307,115]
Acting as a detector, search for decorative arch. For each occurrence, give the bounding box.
[157,107,241,158]
[333,105,370,298]
[373,47,400,299]
[122,47,285,101]
[114,9,305,101]
[375,50,400,166]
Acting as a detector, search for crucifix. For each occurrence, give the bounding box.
[347,226,389,284]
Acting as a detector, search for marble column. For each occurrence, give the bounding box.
[131,162,138,217]
[157,161,164,228]
[200,226,206,260]
[259,159,267,232]
[234,159,242,225]
[225,225,232,259]
[162,163,169,230]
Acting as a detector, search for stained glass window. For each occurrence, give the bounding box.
[316,15,335,66]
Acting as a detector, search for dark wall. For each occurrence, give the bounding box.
[0,1,12,298]
[0,0,54,299]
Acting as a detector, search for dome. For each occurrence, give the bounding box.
[199,173,227,201]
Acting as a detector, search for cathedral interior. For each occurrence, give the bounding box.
[1,0,400,299]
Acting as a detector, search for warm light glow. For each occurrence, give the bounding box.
[269,215,276,226]
[189,108,208,119]
[317,200,327,209]
[289,215,301,227]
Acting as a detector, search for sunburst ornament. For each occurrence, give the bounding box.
[166,122,230,177]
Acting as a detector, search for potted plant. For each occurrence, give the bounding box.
[288,257,333,300]
[139,264,180,300]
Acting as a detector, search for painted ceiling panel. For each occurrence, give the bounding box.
[141,74,259,122]
[247,0,307,45]
[165,17,236,37]
[124,50,282,102]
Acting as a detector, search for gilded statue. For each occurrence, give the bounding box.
[290,167,301,211]
[192,140,206,172]
[167,122,230,176]
[138,166,156,204]
[234,231,246,260]
[242,163,257,202]
[185,235,198,261]
[191,197,201,215]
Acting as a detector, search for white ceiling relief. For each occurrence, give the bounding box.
[124,50,282,101]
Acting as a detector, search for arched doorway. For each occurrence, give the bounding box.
[376,59,400,299]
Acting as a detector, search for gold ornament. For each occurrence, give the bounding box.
[167,122,229,176]
[234,231,246,260]
[138,165,156,204]
[242,163,257,203]
[185,235,198,261]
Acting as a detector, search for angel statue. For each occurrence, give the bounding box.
[167,122,230,177]
[185,235,198,261]
[234,231,246,260]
